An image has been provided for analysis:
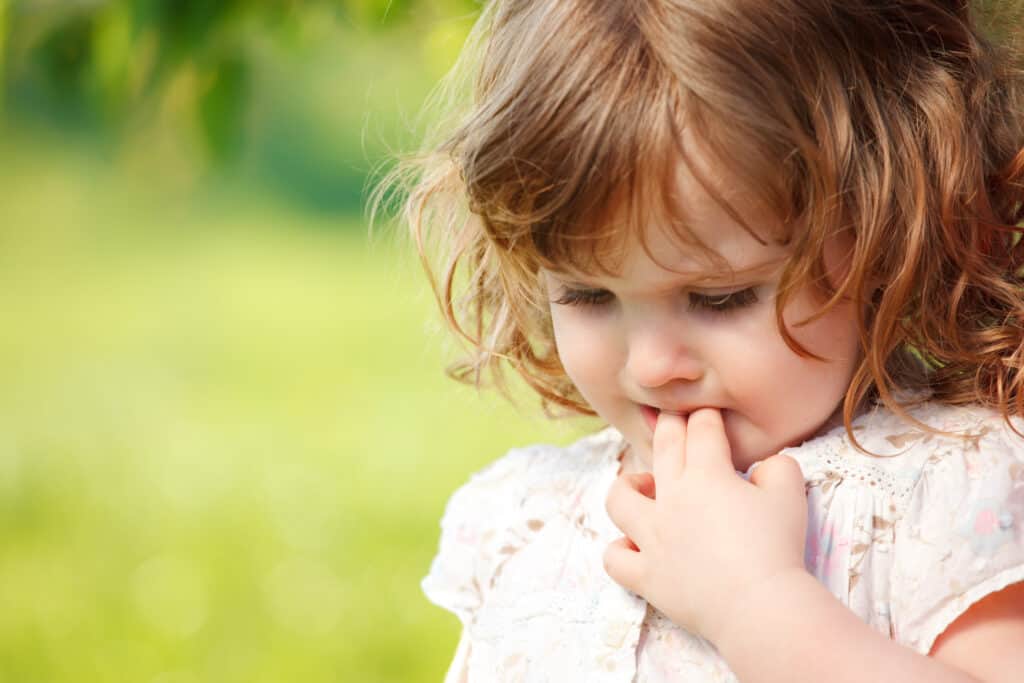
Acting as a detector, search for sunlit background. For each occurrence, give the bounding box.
[0,1,598,681]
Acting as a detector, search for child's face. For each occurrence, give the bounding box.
[542,156,862,472]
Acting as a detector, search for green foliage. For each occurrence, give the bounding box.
[197,54,249,161]
[974,0,1024,45]
[0,136,595,681]
[2,0,478,212]
[0,3,525,675]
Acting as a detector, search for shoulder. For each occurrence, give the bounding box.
[776,402,1024,655]
[855,401,1024,499]
[848,402,1024,655]
[469,425,625,484]
[780,401,1021,501]
[445,426,625,515]
[422,427,625,621]
[791,399,1009,455]
[438,427,624,544]
[850,400,1015,455]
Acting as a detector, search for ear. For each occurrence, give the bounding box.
[822,232,884,306]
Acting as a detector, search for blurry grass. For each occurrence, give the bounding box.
[0,137,599,682]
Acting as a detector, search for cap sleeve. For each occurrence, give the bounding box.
[421,446,546,624]
[890,419,1024,654]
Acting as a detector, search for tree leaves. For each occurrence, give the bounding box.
[2,0,476,162]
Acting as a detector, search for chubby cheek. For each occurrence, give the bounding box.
[549,312,618,408]
[786,297,862,380]
[725,294,860,440]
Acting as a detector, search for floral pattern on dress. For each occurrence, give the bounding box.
[424,402,1024,681]
[805,521,852,585]
[958,498,1016,557]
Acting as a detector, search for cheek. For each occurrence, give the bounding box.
[721,295,860,407]
[550,311,618,390]
[785,296,862,367]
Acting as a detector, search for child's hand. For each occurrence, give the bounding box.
[604,408,809,646]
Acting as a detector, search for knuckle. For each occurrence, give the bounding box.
[638,472,656,498]
[774,453,801,474]
[626,472,649,491]
[759,453,803,484]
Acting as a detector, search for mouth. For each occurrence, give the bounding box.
[640,404,690,432]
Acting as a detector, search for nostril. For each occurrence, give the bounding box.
[627,348,705,389]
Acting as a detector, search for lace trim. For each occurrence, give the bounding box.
[800,439,918,506]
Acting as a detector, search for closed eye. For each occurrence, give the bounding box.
[551,288,613,307]
[689,287,759,314]
[551,286,760,313]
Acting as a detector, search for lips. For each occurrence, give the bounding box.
[641,404,690,432]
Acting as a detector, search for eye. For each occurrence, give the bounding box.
[688,287,759,314]
[551,287,613,308]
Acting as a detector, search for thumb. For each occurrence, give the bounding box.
[749,454,805,497]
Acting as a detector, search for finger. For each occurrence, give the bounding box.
[605,473,656,547]
[608,472,656,501]
[683,408,735,477]
[749,453,805,498]
[631,471,657,499]
[603,536,645,594]
[652,410,687,482]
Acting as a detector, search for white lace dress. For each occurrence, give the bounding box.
[423,402,1024,682]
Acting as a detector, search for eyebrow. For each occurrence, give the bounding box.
[546,257,787,291]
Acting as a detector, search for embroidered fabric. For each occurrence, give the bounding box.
[423,402,1024,681]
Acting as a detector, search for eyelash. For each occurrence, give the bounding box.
[694,288,760,312]
[552,287,760,314]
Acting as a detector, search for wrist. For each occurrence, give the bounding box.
[706,566,820,654]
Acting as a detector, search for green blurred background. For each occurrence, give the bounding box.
[0,1,598,681]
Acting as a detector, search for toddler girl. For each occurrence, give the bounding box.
[391,0,1024,680]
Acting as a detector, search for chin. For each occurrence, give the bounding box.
[732,451,764,474]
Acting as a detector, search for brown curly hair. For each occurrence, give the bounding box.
[377,0,1024,444]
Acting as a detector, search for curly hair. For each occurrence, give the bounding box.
[378,0,1024,445]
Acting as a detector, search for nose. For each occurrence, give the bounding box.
[624,319,704,389]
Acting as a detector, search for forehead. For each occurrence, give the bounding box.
[632,222,786,286]
[547,137,791,287]
[548,219,789,292]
